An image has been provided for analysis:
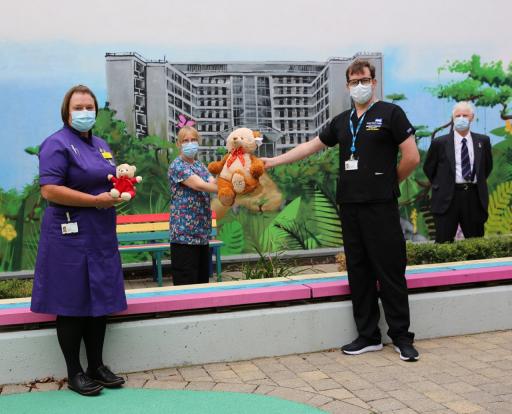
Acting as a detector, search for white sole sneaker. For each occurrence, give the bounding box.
[342,343,383,355]
[394,345,420,361]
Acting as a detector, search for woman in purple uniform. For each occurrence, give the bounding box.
[31,85,127,396]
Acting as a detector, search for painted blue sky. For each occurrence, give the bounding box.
[0,0,510,190]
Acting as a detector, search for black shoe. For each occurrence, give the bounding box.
[394,342,420,362]
[341,337,383,355]
[68,372,103,396]
[87,365,125,388]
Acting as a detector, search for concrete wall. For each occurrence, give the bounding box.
[1,285,511,385]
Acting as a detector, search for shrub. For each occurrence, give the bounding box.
[336,236,512,271]
[406,236,512,265]
[0,279,33,299]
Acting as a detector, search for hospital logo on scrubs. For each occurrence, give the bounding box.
[366,118,383,131]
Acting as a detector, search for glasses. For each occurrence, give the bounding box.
[347,78,373,88]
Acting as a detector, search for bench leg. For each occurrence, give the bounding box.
[151,255,157,282]
[214,246,222,282]
[155,251,163,287]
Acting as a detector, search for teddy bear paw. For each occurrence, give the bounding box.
[121,192,132,201]
[110,189,120,198]
[232,173,246,194]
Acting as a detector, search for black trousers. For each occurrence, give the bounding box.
[170,243,211,285]
[434,186,485,243]
[340,201,413,344]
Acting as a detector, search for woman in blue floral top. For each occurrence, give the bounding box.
[168,126,217,285]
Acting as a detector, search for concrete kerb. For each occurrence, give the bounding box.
[0,247,344,280]
[1,284,512,386]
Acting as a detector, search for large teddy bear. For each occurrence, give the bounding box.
[107,163,142,201]
[208,127,265,206]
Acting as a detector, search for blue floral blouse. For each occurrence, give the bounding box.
[168,157,212,245]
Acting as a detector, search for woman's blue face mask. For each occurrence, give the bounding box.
[182,142,199,158]
[71,110,96,132]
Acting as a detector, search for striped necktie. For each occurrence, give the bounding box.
[461,137,472,181]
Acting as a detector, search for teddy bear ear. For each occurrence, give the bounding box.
[132,165,137,173]
[253,130,261,138]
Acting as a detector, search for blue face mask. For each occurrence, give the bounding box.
[71,110,96,132]
[182,142,199,158]
[454,116,470,132]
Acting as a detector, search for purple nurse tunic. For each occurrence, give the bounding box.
[31,125,127,317]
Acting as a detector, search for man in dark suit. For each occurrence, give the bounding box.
[423,101,493,243]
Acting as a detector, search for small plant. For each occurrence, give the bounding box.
[242,246,299,279]
[0,279,33,299]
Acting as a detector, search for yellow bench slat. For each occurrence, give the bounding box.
[116,222,169,233]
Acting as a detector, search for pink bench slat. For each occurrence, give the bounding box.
[116,285,310,315]
[308,267,512,298]
[405,266,512,289]
[0,309,55,326]
[0,285,310,326]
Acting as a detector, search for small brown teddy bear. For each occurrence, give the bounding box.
[107,164,142,201]
[208,127,265,206]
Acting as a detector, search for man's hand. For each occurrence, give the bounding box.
[261,157,277,170]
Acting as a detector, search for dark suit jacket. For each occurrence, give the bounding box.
[423,132,493,218]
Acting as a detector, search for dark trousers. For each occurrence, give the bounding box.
[340,201,413,344]
[170,243,211,285]
[434,186,485,243]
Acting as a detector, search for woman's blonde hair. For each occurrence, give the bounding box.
[177,126,201,144]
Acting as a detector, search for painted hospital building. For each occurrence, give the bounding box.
[105,52,383,161]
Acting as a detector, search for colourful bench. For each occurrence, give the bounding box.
[117,212,223,286]
[1,258,511,327]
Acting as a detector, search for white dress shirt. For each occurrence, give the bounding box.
[454,130,476,183]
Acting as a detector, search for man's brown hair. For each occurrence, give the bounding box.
[61,85,98,124]
[346,59,376,82]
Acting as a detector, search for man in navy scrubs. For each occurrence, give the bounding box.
[262,59,421,361]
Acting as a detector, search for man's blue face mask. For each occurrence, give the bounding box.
[454,116,470,132]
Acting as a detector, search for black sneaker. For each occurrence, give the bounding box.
[341,337,383,355]
[394,342,419,362]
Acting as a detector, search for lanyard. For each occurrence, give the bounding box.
[349,102,375,158]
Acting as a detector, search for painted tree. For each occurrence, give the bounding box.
[431,54,512,139]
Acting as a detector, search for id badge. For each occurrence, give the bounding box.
[61,222,79,235]
[345,159,358,171]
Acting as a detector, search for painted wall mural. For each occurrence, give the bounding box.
[0,0,510,272]
[1,54,512,271]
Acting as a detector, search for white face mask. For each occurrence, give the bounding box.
[349,83,373,105]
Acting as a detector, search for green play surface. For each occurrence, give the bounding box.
[0,388,326,413]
